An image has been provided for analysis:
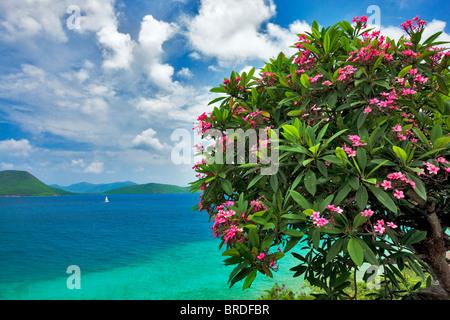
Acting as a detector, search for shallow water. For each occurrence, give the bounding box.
[0,194,304,300]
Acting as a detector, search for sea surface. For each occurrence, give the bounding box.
[0,194,305,300]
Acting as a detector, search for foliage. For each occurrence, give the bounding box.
[191,15,450,299]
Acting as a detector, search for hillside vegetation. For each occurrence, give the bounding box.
[103,182,190,194]
[0,170,74,196]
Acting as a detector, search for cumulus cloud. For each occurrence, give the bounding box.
[132,128,167,151]
[137,14,178,87]
[71,158,104,174]
[0,138,33,157]
[84,161,104,174]
[177,67,193,79]
[185,0,310,66]
[0,1,67,42]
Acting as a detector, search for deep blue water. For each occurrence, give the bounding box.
[0,194,304,299]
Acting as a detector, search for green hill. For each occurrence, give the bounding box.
[103,182,189,194]
[0,170,74,197]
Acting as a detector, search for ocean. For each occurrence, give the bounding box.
[0,194,304,300]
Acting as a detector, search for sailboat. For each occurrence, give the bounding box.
[104,196,109,203]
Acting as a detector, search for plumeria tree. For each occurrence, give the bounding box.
[191,15,450,299]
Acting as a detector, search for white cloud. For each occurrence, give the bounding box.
[177,67,193,79]
[185,0,310,66]
[71,158,104,174]
[0,138,33,157]
[137,14,178,87]
[0,1,67,42]
[132,128,167,151]
[84,161,104,174]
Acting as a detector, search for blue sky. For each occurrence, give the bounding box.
[0,0,449,186]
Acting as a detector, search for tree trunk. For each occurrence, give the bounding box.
[416,212,450,299]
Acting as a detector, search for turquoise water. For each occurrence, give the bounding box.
[0,194,304,300]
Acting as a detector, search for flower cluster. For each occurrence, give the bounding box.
[378,171,415,200]
[293,37,317,70]
[232,106,269,129]
[211,201,246,245]
[347,32,394,65]
[352,15,368,28]
[311,211,329,227]
[336,65,358,82]
[419,157,450,176]
[253,247,281,273]
[400,15,427,36]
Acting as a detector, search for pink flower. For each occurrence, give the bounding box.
[374,224,385,234]
[327,205,343,213]
[364,106,372,114]
[436,157,449,164]
[311,211,321,220]
[257,253,265,260]
[361,209,374,217]
[409,68,418,75]
[314,218,329,227]
[392,124,402,132]
[427,164,440,175]
[369,98,379,104]
[381,180,392,190]
[322,80,333,86]
[394,190,405,199]
[397,133,407,140]
[387,222,398,229]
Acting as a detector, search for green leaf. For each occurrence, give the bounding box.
[398,65,412,78]
[348,238,364,266]
[247,174,264,190]
[334,184,352,205]
[302,43,320,55]
[281,213,307,221]
[290,190,312,209]
[355,185,368,211]
[369,185,397,213]
[356,147,367,171]
[393,145,408,164]
[304,170,317,195]
[243,268,257,290]
[433,136,450,149]
[220,179,233,195]
[406,173,427,201]
[323,33,331,53]
[248,228,260,248]
[436,75,449,95]
[326,238,343,262]
[270,174,279,193]
[353,213,367,229]
[335,146,348,161]
[371,53,385,72]
[282,124,300,140]
[222,248,240,257]
[300,73,310,88]
[312,228,320,249]
[403,229,427,246]
[355,238,379,266]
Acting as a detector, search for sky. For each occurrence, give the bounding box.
[0,0,449,187]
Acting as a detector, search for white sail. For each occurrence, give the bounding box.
[105,196,109,203]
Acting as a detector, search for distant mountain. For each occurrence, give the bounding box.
[51,181,137,194]
[103,182,189,194]
[0,170,74,197]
